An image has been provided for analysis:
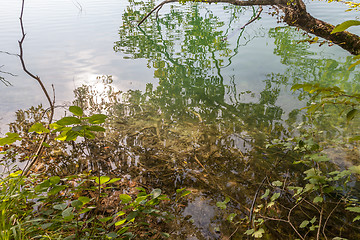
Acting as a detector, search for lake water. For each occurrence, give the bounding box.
[0,0,359,131]
[1,0,360,239]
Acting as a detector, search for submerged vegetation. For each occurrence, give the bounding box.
[1,0,360,239]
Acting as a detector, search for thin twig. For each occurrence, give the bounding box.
[18,0,55,176]
[322,198,343,240]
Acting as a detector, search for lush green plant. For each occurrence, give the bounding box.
[0,106,183,239]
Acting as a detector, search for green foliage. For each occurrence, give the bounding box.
[331,20,360,34]
[0,171,173,239]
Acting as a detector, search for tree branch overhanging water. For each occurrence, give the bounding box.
[139,0,360,55]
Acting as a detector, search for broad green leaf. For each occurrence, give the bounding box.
[87,126,106,132]
[29,122,50,134]
[84,131,96,139]
[78,196,91,204]
[69,106,83,117]
[353,216,360,222]
[119,194,132,204]
[331,20,360,33]
[56,117,81,126]
[313,196,323,203]
[62,207,74,220]
[216,201,227,210]
[106,178,121,184]
[310,216,317,224]
[49,176,61,185]
[54,203,68,211]
[72,126,84,132]
[300,220,309,228]
[252,228,264,238]
[272,181,283,187]
[71,200,84,209]
[87,114,107,124]
[134,195,148,205]
[151,188,162,199]
[94,176,110,185]
[349,165,360,174]
[48,185,66,196]
[0,133,21,146]
[244,229,254,235]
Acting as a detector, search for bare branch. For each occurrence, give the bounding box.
[18,0,55,176]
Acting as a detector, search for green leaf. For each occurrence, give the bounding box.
[151,188,162,199]
[227,213,237,222]
[252,228,265,238]
[161,232,170,238]
[40,223,53,229]
[54,203,68,211]
[244,229,254,235]
[42,142,51,147]
[56,117,81,126]
[87,126,106,132]
[216,201,227,210]
[87,114,107,124]
[71,200,84,209]
[119,194,132,204]
[346,206,360,213]
[348,60,360,70]
[300,220,309,228]
[115,219,126,226]
[270,192,280,202]
[69,106,83,117]
[313,196,323,203]
[349,165,360,174]
[62,207,74,220]
[310,216,317,224]
[78,196,91,205]
[346,109,358,122]
[49,176,61,185]
[272,181,283,187]
[353,216,360,222]
[126,211,138,221]
[106,178,121,184]
[72,126,84,132]
[0,133,22,146]
[99,216,113,223]
[331,20,360,34]
[94,176,110,185]
[48,185,66,196]
[261,189,270,199]
[29,122,50,134]
[106,232,119,239]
